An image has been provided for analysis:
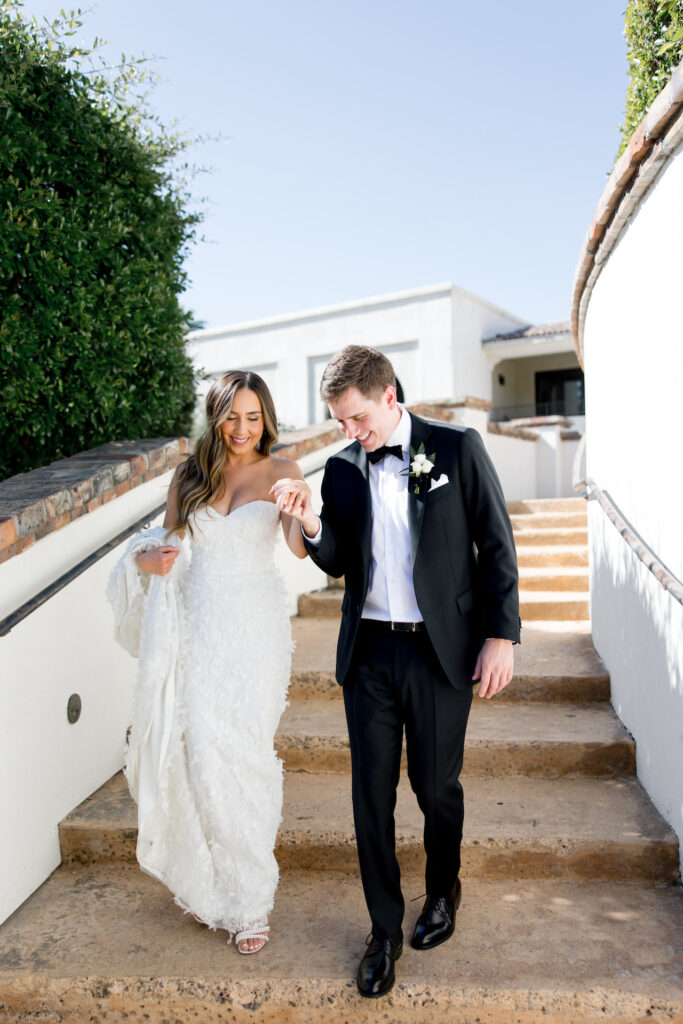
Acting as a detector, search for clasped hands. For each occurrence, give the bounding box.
[270,478,320,537]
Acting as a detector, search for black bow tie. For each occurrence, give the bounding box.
[367,444,404,465]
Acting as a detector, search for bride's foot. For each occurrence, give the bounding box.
[235,924,270,954]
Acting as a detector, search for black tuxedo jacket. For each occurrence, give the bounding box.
[304,413,520,690]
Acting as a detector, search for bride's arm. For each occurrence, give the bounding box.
[135,470,183,575]
[273,460,309,559]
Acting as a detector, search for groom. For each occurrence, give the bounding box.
[272,346,520,998]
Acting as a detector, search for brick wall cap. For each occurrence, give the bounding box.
[501,415,573,429]
[272,421,341,448]
[487,422,540,442]
[450,396,494,411]
[0,437,193,565]
[407,396,493,411]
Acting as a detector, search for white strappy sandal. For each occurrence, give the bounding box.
[235,924,270,954]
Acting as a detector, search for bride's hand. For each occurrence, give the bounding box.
[135,546,180,576]
[270,478,318,533]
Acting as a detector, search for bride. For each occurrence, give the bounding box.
[108,371,308,953]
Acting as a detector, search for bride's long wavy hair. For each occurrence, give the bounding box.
[168,370,278,537]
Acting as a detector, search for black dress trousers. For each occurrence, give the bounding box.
[343,620,473,940]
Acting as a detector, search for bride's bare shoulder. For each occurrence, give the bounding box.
[266,455,303,481]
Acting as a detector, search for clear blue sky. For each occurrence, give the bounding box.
[19,0,628,329]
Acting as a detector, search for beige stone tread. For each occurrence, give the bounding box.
[300,586,593,620]
[298,587,343,616]
[278,773,679,879]
[507,497,587,514]
[60,772,679,881]
[514,527,588,546]
[330,565,593,589]
[275,700,635,777]
[519,591,590,621]
[510,512,588,530]
[290,618,610,702]
[518,566,589,591]
[1,865,681,1023]
[516,544,588,567]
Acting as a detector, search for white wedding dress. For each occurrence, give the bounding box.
[107,499,291,936]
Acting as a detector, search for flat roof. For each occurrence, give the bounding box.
[187,282,527,342]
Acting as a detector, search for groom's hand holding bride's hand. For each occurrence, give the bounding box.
[270,478,320,538]
[473,637,514,699]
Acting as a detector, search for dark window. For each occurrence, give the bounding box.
[534,368,584,417]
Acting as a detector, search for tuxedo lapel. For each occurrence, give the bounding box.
[407,413,433,568]
[343,441,373,578]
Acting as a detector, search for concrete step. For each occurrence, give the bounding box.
[518,567,589,591]
[290,619,610,702]
[299,587,591,622]
[60,772,679,882]
[2,865,681,1023]
[519,591,590,621]
[510,513,587,530]
[516,545,588,567]
[507,497,587,515]
[2,865,682,1024]
[298,587,344,617]
[514,527,588,546]
[275,700,634,777]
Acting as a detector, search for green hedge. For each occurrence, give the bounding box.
[618,0,683,158]
[0,3,200,480]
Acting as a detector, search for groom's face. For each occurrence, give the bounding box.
[327,386,399,452]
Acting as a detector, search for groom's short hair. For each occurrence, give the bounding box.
[320,346,396,402]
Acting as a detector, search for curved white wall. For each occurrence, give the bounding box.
[583,139,683,869]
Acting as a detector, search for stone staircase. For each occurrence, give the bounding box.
[1,498,682,1022]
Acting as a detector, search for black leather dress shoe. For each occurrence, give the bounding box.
[356,930,403,998]
[410,878,461,950]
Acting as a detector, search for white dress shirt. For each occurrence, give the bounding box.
[362,408,422,622]
[306,407,422,623]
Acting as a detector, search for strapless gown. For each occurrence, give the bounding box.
[126,500,291,935]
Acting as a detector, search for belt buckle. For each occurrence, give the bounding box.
[391,620,415,632]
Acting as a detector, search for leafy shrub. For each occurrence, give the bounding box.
[618,0,683,158]
[0,2,201,480]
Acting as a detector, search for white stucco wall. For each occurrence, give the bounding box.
[582,139,683,869]
[0,475,170,925]
[450,289,527,401]
[449,407,538,502]
[485,433,537,502]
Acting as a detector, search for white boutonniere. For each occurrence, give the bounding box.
[401,442,436,494]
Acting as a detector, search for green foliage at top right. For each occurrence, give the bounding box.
[617,0,683,159]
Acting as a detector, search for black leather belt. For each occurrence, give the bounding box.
[363,619,426,632]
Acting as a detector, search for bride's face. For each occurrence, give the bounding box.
[219,388,264,457]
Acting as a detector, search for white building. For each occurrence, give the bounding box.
[186,283,583,433]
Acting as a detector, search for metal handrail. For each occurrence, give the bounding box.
[573,438,683,607]
[490,399,585,422]
[0,502,167,638]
